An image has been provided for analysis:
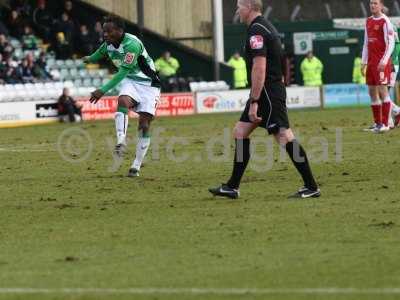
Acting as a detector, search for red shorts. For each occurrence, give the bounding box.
[366,63,392,86]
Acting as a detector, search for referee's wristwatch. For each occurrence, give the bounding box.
[249,97,259,104]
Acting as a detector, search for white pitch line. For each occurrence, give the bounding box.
[0,288,400,295]
[0,143,56,148]
[0,148,56,152]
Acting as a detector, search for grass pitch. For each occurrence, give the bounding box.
[0,107,400,300]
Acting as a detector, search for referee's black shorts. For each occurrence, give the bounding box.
[240,82,290,135]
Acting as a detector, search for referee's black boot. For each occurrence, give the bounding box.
[289,187,321,199]
[209,184,239,199]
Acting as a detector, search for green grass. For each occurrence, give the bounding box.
[0,107,400,300]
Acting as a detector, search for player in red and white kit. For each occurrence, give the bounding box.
[362,0,395,133]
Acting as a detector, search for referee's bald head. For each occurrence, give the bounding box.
[238,0,263,12]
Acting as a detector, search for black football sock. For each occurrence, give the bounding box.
[285,139,318,190]
[227,138,250,189]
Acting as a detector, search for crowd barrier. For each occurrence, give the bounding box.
[1,84,387,128]
[0,93,196,128]
[0,99,59,128]
[75,93,195,120]
[323,84,370,108]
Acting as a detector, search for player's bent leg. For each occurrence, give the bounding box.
[128,112,153,177]
[209,122,257,199]
[274,128,320,199]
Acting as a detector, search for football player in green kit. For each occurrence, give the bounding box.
[84,16,161,177]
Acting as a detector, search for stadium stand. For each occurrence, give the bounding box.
[0,0,232,101]
[0,0,115,101]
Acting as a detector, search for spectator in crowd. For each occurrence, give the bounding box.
[57,87,83,123]
[7,9,26,38]
[51,32,73,60]
[35,51,52,80]
[18,58,36,83]
[0,53,6,84]
[17,53,42,83]
[61,1,80,25]
[93,21,104,47]
[155,51,180,78]
[353,53,366,84]
[0,34,14,60]
[0,34,11,55]
[11,0,32,20]
[0,20,9,36]
[155,51,180,92]
[76,24,95,56]
[4,56,21,83]
[26,51,50,81]
[56,12,75,46]
[0,34,7,54]
[21,25,39,50]
[300,51,324,86]
[25,52,35,65]
[227,50,248,89]
[0,52,4,66]
[36,51,46,70]
[32,0,52,42]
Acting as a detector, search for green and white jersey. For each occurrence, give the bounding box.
[88,33,160,93]
[99,33,156,83]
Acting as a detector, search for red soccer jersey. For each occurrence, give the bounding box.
[362,15,395,66]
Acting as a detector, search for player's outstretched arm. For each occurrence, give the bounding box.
[90,41,141,104]
[89,67,129,104]
[83,44,107,64]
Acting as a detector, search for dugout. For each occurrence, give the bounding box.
[224,20,365,85]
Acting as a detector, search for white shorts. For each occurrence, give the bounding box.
[119,79,160,116]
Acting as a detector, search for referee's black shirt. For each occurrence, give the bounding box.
[244,16,284,85]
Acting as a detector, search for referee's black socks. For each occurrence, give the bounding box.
[285,139,318,191]
[227,138,250,189]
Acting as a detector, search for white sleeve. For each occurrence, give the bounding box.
[381,18,395,65]
[362,23,368,65]
[393,23,399,42]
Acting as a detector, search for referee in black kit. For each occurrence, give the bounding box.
[209,0,320,199]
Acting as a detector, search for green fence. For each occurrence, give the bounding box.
[224,21,364,85]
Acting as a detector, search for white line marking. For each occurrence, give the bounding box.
[0,288,399,295]
[0,143,57,153]
[0,143,56,148]
[0,148,56,152]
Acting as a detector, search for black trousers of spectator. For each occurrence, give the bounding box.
[61,103,82,122]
